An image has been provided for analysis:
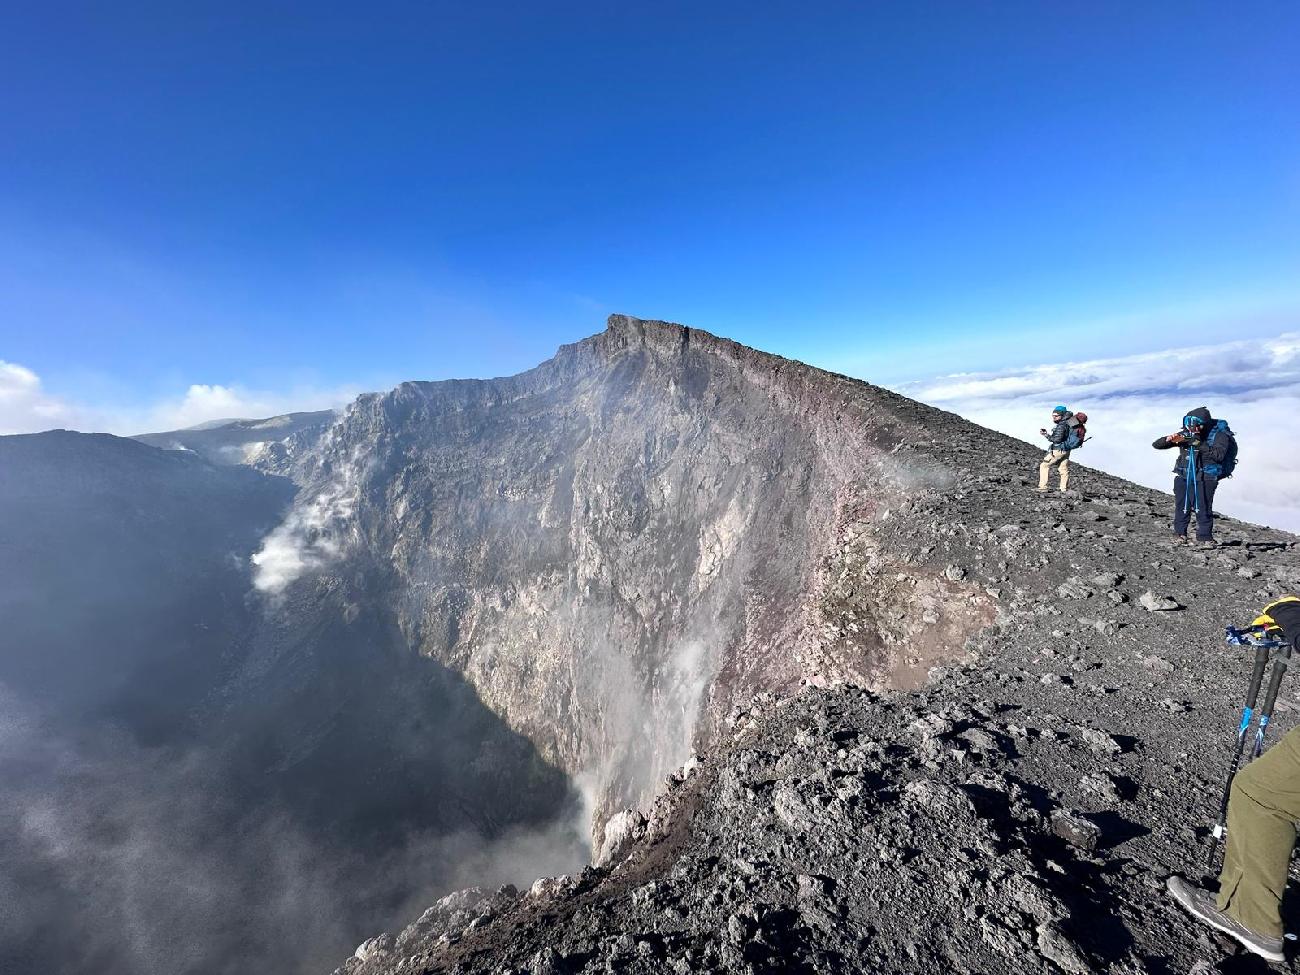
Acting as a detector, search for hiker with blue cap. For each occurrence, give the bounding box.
[1036,405,1077,493]
[1152,406,1237,547]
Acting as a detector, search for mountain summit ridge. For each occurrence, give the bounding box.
[305,318,1300,975]
[258,315,1016,836]
[4,318,1298,975]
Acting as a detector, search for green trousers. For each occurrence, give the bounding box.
[1217,724,1300,937]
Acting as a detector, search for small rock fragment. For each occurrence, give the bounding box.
[797,873,834,901]
[354,933,393,962]
[958,727,1001,754]
[1139,590,1181,612]
[1056,578,1095,599]
[1080,728,1122,756]
[1080,772,1123,803]
[594,809,648,867]
[1051,810,1102,852]
[1037,922,1091,974]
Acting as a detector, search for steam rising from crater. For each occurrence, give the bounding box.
[251,438,366,595]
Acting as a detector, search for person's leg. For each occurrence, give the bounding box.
[1173,476,1190,536]
[1038,452,1054,490]
[1058,453,1070,491]
[1196,476,1219,541]
[1216,726,1300,938]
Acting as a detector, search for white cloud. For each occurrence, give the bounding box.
[126,383,358,435]
[896,332,1300,533]
[0,361,360,436]
[0,360,86,433]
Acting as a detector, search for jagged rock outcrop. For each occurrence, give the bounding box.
[134,409,336,465]
[258,315,1000,828]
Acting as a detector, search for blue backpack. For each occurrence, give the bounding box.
[1202,420,1238,478]
[1062,412,1088,450]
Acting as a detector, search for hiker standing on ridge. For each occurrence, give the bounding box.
[1037,405,1075,493]
[1168,596,1300,963]
[1152,406,1236,546]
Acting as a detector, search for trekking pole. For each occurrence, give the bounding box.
[1251,643,1292,759]
[1206,627,1290,871]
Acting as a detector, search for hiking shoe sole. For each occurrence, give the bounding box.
[1167,875,1285,963]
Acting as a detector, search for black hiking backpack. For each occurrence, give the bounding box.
[1202,420,1237,478]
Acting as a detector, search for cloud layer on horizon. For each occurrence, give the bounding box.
[0,360,360,436]
[897,332,1300,533]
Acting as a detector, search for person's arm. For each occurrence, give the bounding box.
[1049,420,1070,446]
[1153,433,1183,449]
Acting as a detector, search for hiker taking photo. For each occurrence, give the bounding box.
[1036,405,1086,493]
[1168,596,1300,963]
[1152,406,1237,546]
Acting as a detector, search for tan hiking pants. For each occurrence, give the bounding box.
[1216,725,1300,937]
[1039,450,1070,491]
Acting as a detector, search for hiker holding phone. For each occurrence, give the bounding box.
[1036,406,1086,493]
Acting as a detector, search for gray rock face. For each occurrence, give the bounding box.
[259,315,998,829]
[322,317,1300,975]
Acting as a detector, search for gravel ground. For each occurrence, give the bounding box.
[338,452,1300,974]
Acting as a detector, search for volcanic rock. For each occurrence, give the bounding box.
[1139,590,1182,612]
[7,316,1299,975]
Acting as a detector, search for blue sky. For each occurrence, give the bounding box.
[1,1,1298,424]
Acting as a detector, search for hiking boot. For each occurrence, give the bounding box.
[1166,875,1285,963]
[1196,539,1217,549]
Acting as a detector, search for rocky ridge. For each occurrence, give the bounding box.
[134,409,337,465]
[256,315,1007,829]
[326,319,1300,974]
